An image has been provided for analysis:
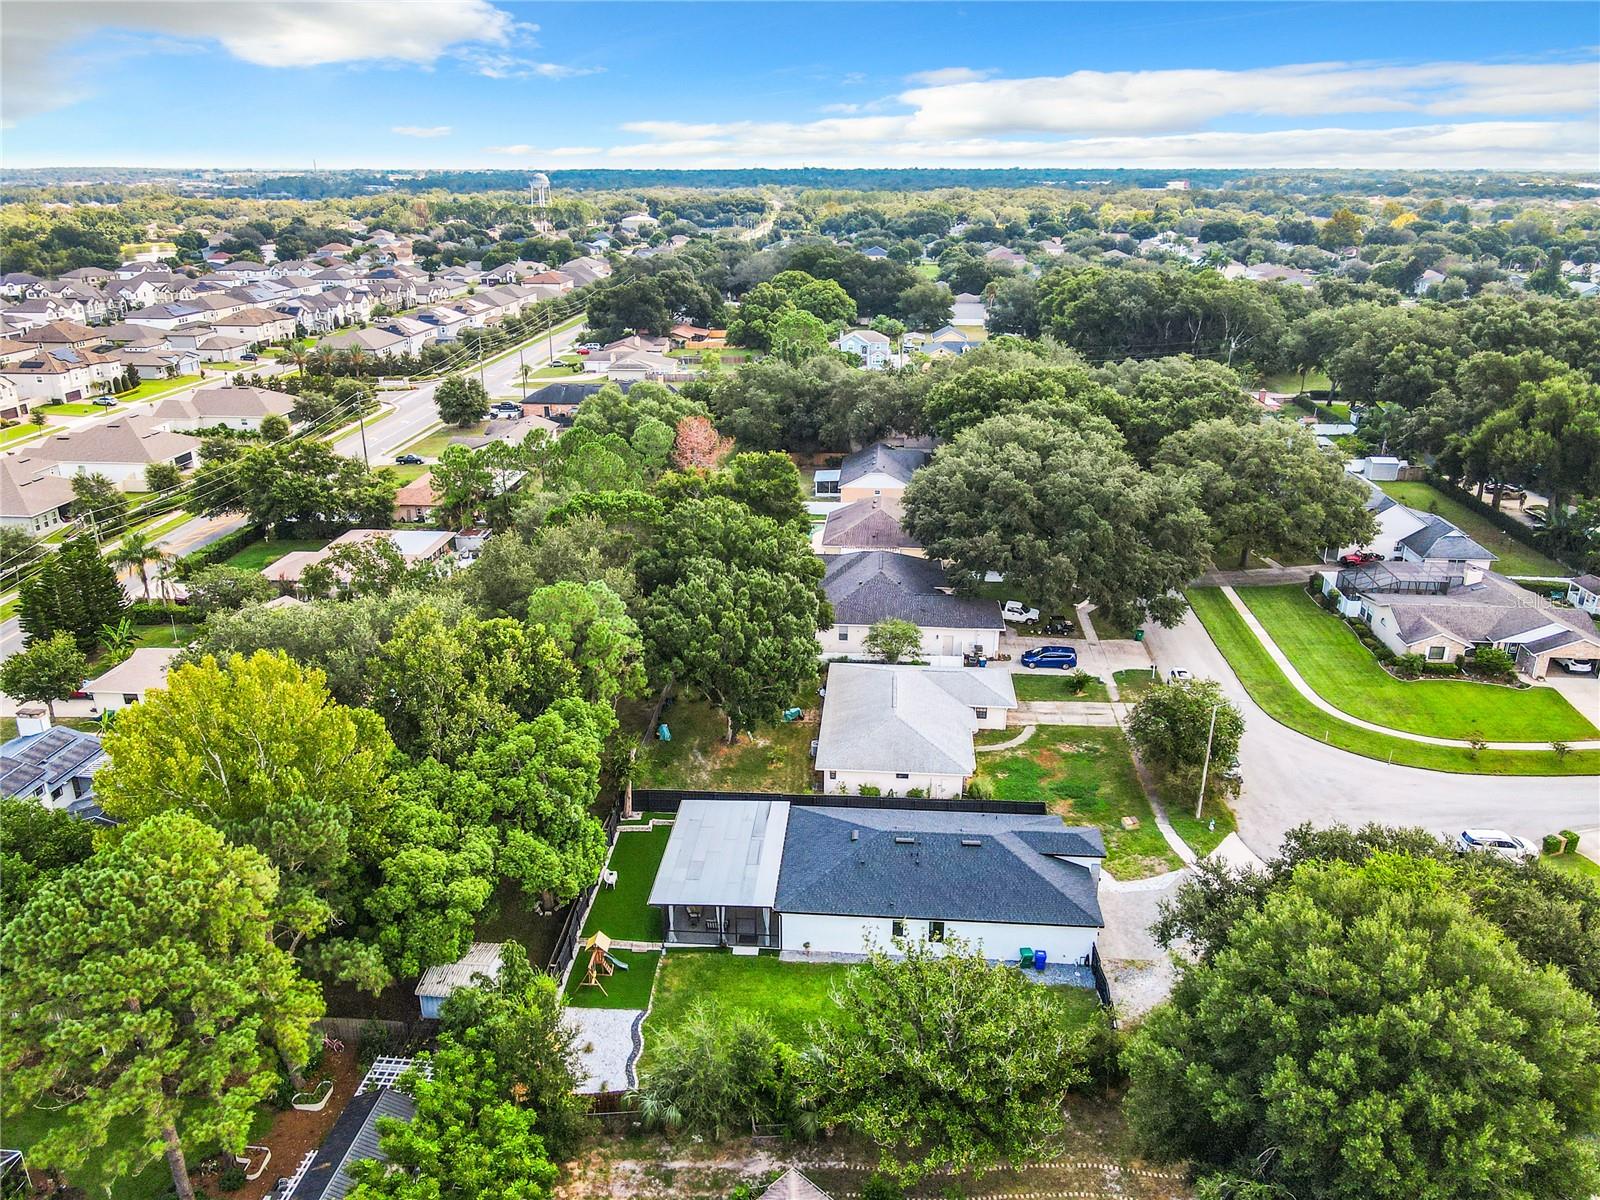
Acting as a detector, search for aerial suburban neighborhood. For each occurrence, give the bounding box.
[0,2,1597,1200]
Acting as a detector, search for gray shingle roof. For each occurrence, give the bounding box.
[815,663,978,776]
[776,806,1104,928]
[1397,511,1496,562]
[839,443,929,487]
[823,552,1003,630]
[295,1087,417,1200]
[820,498,920,552]
[1365,571,1600,649]
[1570,574,1600,595]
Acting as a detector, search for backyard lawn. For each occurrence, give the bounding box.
[642,951,851,1054]
[1237,585,1598,742]
[632,696,818,793]
[1376,481,1569,577]
[130,623,195,649]
[115,375,202,403]
[582,823,672,942]
[1012,673,1110,702]
[1187,587,1600,775]
[398,421,487,459]
[222,537,327,572]
[973,725,1183,878]
[564,947,661,1009]
[1260,368,1333,395]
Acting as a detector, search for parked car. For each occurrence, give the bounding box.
[1455,829,1537,862]
[1168,668,1193,681]
[579,342,601,351]
[92,396,117,406]
[576,348,591,355]
[1002,600,1040,623]
[1043,614,1074,636]
[1525,504,1549,527]
[1338,551,1384,566]
[240,352,259,362]
[395,453,425,465]
[1555,657,1595,674]
[1020,645,1078,670]
[1487,482,1526,502]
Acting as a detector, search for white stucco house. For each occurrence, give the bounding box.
[86,647,180,713]
[815,662,1016,799]
[18,418,200,491]
[837,328,892,369]
[149,385,295,433]
[1567,574,1600,617]
[648,797,1105,964]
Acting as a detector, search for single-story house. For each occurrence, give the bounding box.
[149,385,295,433]
[817,497,923,557]
[836,442,930,502]
[415,942,503,1019]
[524,380,628,421]
[19,418,200,491]
[648,797,1103,963]
[950,294,988,325]
[815,662,1015,798]
[0,709,107,823]
[86,647,180,712]
[264,528,456,592]
[821,551,1004,660]
[1320,562,1600,677]
[1567,573,1600,616]
[393,471,441,522]
[112,347,201,380]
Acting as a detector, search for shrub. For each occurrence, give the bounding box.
[1543,833,1567,856]
[965,777,991,800]
[1424,661,1461,676]
[1393,653,1426,679]
[1469,646,1516,678]
[861,1175,907,1200]
[632,1001,801,1139]
[1560,829,1580,851]
[217,1164,247,1192]
[127,601,187,626]
[858,785,882,797]
[905,787,927,799]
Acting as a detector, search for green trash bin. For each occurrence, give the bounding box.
[1018,947,1033,968]
[1133,628,1145,642]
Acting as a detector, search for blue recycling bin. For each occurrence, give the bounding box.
[1033,948,1047,971]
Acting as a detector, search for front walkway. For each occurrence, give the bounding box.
[1219,586,1600,751]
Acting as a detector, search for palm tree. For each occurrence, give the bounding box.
[109,531,164,602]
[518,362,535,394]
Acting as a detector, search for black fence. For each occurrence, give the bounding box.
[545,798,627,980]
[632,788,1047,816]
[1089,943,1113,1009]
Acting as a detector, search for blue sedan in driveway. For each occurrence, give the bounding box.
[1020,645,1078,669]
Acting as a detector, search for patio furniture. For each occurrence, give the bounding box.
[600,868,618,889]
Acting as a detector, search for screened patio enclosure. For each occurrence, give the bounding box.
[648,798,789,954]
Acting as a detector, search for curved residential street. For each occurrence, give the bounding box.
[1142,609,1600,858]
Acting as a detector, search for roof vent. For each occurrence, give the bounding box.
[893,835,917,845]
[960,838,982,847]
[850,829,859,842]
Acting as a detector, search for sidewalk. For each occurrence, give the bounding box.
[1219,585,1600,751]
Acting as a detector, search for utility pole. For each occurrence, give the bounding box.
[356,408,369,467]
[1195,701,1220,820]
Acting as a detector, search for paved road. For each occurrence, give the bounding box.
[331,321,584,463]
[1143,609,1600,857]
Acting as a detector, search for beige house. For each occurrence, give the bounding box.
[0,455,77,532]
[393,472,442,522]
[19,418,200,491]
[816,497,923,557]
[149,385,295,433]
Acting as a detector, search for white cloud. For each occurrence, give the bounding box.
[393,125,453,138]
[485,144,535,155]
[0,0,588,125]
[904,67,993,86]
[483,144,598,161]
[605,58,1600,169]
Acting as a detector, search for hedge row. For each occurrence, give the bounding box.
[1423,472,1578,573]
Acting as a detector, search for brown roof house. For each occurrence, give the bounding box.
[0,455,77,533]
[17,416,200,490]
[393,471,442,522]
[816,497,923,557]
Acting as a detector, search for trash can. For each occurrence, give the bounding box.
[656,723,671,741]
[1019,947,1033,968]
[1133,628,1145,642]
[1034,948,1047,971]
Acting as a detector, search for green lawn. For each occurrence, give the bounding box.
[115,375,202,403]
[1012,673,1110,702]
[642,952,851,1054]
[1238,585,1598,742]
[1376,481,1568,577]
[564,947,661,1009]
[398,421,486,458]
[1260,369,1333,394]
[1113,668,1161,701]
[34,400,116,416]
[583,823,672,942]
[222,536,327,572]
[387,463,429,485]
[131,623,195,649]
[973,725,1182,878]
[0,423,42,447]
[1543,852,1600,886]
[633,696,818,793]
[1187,587,1600,775]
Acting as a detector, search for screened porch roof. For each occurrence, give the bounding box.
[648,798,790,910]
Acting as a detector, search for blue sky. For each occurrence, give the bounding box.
[3,2,1596,169]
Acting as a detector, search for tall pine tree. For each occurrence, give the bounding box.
[18,537,128,652]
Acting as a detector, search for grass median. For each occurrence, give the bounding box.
[1187,587,1600,777]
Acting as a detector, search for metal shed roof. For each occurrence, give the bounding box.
[647,799,790,909]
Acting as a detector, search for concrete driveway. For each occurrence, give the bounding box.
[1144,609,1600,858]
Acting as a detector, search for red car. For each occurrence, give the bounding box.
[1338,551,1384,566]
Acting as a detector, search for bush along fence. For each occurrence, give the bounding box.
[630,788,1048,816]
[1424,471,1580,574]
[546,793,627,983]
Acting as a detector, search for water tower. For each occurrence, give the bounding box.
[528,172,551,232]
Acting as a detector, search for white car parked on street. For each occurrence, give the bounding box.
[1455,828,1538,862]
